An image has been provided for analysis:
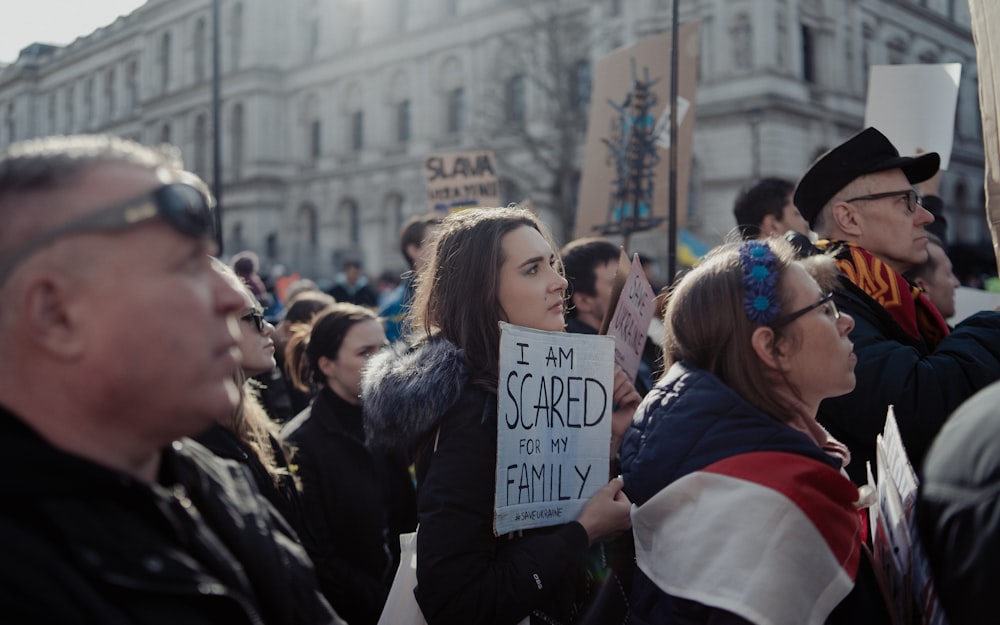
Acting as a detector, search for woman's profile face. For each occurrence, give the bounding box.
[236,292,276,378]
[324,318,387,405]
[776,264,856,407]
[496,225,568,332]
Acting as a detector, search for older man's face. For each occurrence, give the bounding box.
[46,163,245,442]
[847,169,935,274]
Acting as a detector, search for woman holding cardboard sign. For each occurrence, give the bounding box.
[362,206,639,625]
[621,238,891,625]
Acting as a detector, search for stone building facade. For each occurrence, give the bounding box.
[0,0,984,282]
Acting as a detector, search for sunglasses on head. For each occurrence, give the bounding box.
[241,309,266,334]
[0,182,215,285]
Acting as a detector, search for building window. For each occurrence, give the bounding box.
[65,85,75,131]
[310,119,322,159]
[609,0,622,17]
[127,60,139,111]
[505,74,525,124]
[161,122,172,144]
[447,87,465,134]
[231,3,244,71]
[339,199,361,245]
[105,67,116,119]
[887,37,908,65]
[307,20,320,59]
[800,25,816,83]
[231,102,245,179]
[352,110,364,151]
[194,113,207,175]
[446,0,459,16]
[84,78,94,124]
[300,203,319,247]
[4,102,14,143]
[569,59,591,112]
[397,99,411,143]
[194,17,207,82]
[159,31,172,90]
[397,0,409,32]
[48,93,57,133]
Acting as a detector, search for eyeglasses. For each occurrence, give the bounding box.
[240,310,266,334]
[844,189,921,214]
[0,182,215,286]
[771,292,839,328]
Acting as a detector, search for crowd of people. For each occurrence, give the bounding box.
[1,128,997,625]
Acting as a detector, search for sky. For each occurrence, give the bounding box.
[0,0,147,64]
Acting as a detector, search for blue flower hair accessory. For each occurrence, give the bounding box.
[739,241,781,325]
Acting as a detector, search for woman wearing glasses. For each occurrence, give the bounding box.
[280,303,417,625]
[621,239,890,624]
[195,260,304,536]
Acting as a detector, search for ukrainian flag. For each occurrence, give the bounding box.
[677,228,711,267]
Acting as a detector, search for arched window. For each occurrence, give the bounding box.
[338,198,361,246]
[384,192,405,235]
[299,202,319,247]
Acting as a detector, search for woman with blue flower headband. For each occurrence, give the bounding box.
[621,238,891,624]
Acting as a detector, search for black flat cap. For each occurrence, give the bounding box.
[793,127,940,227]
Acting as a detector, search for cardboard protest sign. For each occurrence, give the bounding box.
[598,251,656,382]
[867,406,946,625]
[424,150,500,212]
[575,22,700,239]
[494,322,614,535]
[970,0,1000,276]
[864,64,961,170]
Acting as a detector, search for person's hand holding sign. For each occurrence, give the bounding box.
[576,477,632,546]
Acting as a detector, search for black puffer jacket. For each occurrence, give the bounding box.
[916,379,1000,625]
[362,338,595,625]
[0,405,342,625]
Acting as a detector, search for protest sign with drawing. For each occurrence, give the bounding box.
[494,322,614,535]
[599,250,657,383]
[864,64,962,170]
[424,150,500,213]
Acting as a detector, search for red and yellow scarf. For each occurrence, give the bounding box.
[815,240,949,348]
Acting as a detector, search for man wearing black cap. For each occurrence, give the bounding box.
[793,126,1000,484]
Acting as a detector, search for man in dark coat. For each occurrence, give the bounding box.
[793,126,1000,483]
[0,135,343,624]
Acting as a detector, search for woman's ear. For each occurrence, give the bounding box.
[751,326,782,370]
[317,355,338,379]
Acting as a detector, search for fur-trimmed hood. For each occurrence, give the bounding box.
[361,337,468,452]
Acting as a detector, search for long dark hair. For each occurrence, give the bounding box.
[410,206,562,388]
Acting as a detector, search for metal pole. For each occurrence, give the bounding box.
[212,0,224,254]
[666,0,680,285]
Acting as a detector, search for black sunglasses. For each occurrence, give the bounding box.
[844,189,921,214]
[240,310,266,334]
[0,182,214,285]
[771,292,839,328]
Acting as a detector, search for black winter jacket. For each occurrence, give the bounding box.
[817,274,1000,483]
[362,338,596,625]
[281,387,417,625]
[0,405,341,625]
